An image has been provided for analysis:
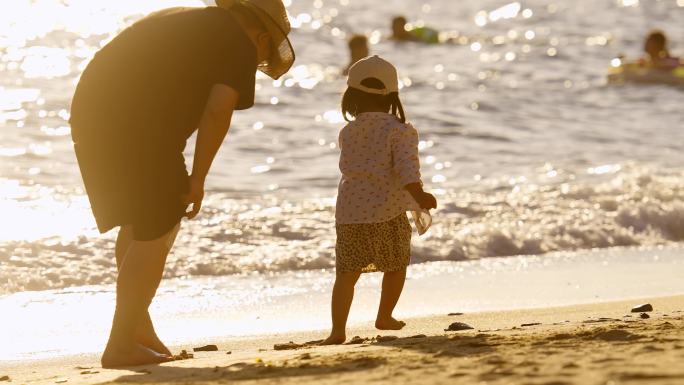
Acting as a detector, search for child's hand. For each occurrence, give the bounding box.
[416,192,437,210]
[405,183,438,210]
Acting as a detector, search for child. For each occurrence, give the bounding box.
[642,30,680,69]
[343,34,370,75]
[322,55,437,345]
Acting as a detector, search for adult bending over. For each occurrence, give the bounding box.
[69,0,294,368]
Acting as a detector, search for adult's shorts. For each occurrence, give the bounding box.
[74,139,189,241]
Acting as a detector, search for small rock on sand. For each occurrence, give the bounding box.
[226,351,232,355]
[631,304,653,313]
[409,334,427,339]
[445,322,474,332]
[0,376,10,382]
[274,342,302,351]
[80,371,99,375]
[521,322,541,327]
[376,335,398,342]
[640,313,650,319]
[583,318,620,324]
[193,344,219,352]
[448,312,464,316]
[173,350,194,360]
[346,336,366,344]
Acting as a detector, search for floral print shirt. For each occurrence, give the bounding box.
[336,112,422,224]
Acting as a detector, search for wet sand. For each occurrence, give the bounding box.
[3,295,684,385]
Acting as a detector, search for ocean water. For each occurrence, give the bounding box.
[1,0,683,294]
[1,0,684,359]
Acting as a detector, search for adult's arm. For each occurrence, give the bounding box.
[184,84,239,219]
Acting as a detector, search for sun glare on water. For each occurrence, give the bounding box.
[0,1,206,243]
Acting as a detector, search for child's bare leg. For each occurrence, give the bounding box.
[321,271,361,345]
[376,268,407,330]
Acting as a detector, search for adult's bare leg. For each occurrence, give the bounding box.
[102,224,180,368]
[114,226,172,356]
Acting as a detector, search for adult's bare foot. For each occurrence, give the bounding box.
[375,317,406,330]
[101,342,172,369]
[136,332,172,357]
[136,313,172,356]
[320,333,346,345]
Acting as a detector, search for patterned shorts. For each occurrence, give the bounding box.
[335,214,412,274]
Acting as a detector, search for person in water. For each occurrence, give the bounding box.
[642,30,680,69]
[322,56,437,345]
[69,0,294,368]
[391,16,439,44]
[343,34,369,75]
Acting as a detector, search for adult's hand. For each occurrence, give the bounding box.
[185,84,239,219]
[183,175,205,219]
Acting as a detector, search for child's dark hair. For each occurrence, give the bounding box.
[646,30,666,49]
[341,78,406,123]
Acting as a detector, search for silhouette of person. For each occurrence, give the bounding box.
[343,34,369,75]
[391,16,439,44]
[69,0,294,368]
[642,30,680,69]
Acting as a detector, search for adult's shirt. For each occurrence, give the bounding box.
[70,6,257,153]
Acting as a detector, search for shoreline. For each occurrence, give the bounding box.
[3,294,683,384]
[0,246,684,364]
[3,244,683,362]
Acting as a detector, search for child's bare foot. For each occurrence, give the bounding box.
[320,333,346,345]
[101,342,172,368]
[375,317,406,330]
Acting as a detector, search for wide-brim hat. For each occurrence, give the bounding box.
[217,0,295,79]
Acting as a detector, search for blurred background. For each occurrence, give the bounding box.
[0,0,683,360]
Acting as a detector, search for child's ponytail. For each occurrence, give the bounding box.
[388,92,406,123]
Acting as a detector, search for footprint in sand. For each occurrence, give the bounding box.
[592,329,642,342]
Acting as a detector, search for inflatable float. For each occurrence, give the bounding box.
[607,59,684,86]
[410,26,440,44]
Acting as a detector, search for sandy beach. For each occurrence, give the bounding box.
[3,294,683,385]
[1,1,684,384]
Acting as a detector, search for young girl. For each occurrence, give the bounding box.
[322,55,437,345]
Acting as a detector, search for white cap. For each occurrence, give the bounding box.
[346,55,399,95]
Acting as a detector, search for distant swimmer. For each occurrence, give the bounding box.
[391,16,440,44]
[343,34,369,75]
[641,30,681,70]
[607,29,684,86]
